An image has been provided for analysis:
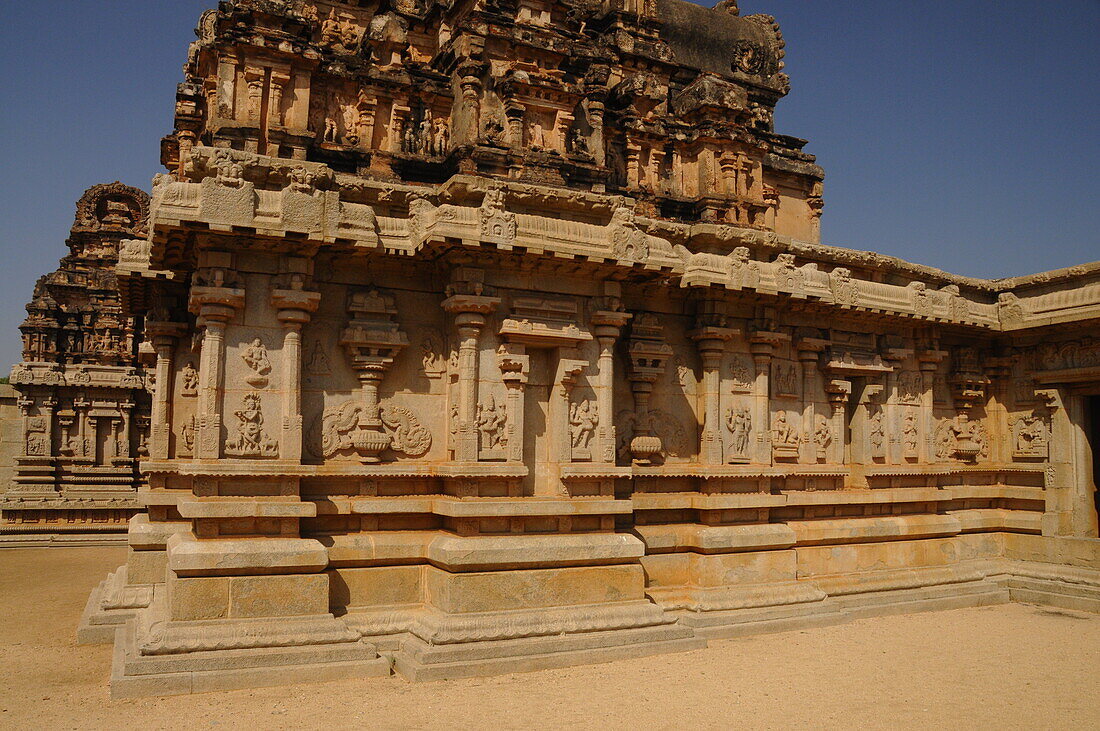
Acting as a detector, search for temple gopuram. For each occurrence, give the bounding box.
[2,184,152,543]
[9,0,1097,696]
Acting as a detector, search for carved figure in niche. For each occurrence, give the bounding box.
[729,355,753,392]
[418,116,433,155]
[772,362,798,397]
[1014,414,1049,458]
[305,338,332,376]
[530,120,545,150]
[420,334,447,378]
[323,116,339,143]
[241,338,272,388]
[903,411,919,457]
[477,394,507,449]
[484,116,506,146]
[570,400,598,451]
[869,409,885,456]
[225,392,278,458]
[432,117,449,156]
[674,356,692,388]
[180,361,198,396]
[342,104,360,145]
[321,9,342,46]
[725,407,752,457]
[897,371,922,404]
[212,150,244,187]
[26,431,48,456]
[179,415,196,454]
[449,402,459,440]
[771,410,797,445]
[813,415,833,453]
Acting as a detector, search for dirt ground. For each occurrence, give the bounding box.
[0,548,1097,730]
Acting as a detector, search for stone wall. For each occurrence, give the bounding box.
[40,0,1100,697]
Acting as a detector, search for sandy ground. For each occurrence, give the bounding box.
[0,548,1098,730]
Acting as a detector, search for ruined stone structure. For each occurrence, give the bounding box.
[2,184,152,542]
[46,0,1100,696]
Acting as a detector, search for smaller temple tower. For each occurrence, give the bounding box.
[3,183,152,541]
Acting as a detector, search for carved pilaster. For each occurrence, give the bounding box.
[627,313,673,465]
[145,320,186,460]
[796,339,827,464]
[591,295,631,465]
[691,324,737,466]
[750,330,786,465]
[442,277,500,462]
[497,344,529,464]
[188,282,244,460]
[273,277,321,463]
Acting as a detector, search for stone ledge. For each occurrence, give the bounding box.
[167,533,329,576]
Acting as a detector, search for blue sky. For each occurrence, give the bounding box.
[0,0,1097,370]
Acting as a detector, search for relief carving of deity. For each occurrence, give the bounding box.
[477,394,508,450]
[241,338,272,388]
[813,415,833,455]
[869,409,885,457]
[181,361,199,396]
[1013,414,1050,459]
[897,371,922,405]
[570,400,599,451]
[902,410,919,457]
[224,392,279,459]
[725,406,752,458]
[772,362,798,397]
[729,355,754,392]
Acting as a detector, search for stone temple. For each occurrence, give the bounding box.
[3,0,1098,697]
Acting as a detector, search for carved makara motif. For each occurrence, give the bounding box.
[309,399,432,459]
[241,338,272,388]
[570,400,599,452]
[616,409,686,463]
[224,392,279,459]
[728,247,760,290]
[934,416,989,463]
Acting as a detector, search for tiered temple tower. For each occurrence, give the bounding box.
[3,183,152,541]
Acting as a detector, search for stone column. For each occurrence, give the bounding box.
[442,283,500,462]
[497,345,529,464]
[118,402,133,460]
[146,322,185,460]
[826,379,852,466]
[750,331,786,465]
[883,349,912,465]
[556,355,589,471]
[797,339,827,464]
[691,326,736,465]
[273,287,321,463]
[917,349,946,463]
[189,284,246,460]
[591,302,631,464]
